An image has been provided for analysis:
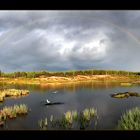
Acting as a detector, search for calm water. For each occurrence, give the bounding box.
[1,82,140,130]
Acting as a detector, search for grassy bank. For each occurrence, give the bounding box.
[0,75,139,86]
[1,69,140,78]
[0,69,140,85]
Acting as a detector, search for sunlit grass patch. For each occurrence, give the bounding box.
[64,111,73,124]
[118,107,140,130]
[4,89,29,97]
[120,83,132,86]
[0,89,29,102]
[39,107,97,130]
[111,92,140,99]
[0,96,4,102]
[0,104,28,126]
[79,107,97,129]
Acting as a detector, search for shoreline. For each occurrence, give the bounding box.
[0,75,140,86]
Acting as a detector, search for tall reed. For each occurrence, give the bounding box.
[39,107,97,130]
[0,104,28,126]
[118,107,140,130]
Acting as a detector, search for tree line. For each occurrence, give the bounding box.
[0,69,140,78]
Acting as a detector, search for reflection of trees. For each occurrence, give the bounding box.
[0,81,121,93]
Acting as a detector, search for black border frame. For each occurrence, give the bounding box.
[0,0,140,139]
[0,0,139,10]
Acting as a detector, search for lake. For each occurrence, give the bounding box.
[1,81,140,130]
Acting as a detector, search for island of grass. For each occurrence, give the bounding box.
[120,82,132,86]
[111,92,140,99]
[0,104,28,126]
[0,89,29,102]
[0,69,140,86]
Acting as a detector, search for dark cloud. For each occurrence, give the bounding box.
[0,11,140,72]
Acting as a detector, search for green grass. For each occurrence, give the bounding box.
[39,107,97,130]
[79,108,97,129]
[118,107,140,130]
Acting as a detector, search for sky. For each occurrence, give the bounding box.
[0,10,140,72]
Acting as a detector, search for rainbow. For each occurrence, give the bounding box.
[0,14,139,47]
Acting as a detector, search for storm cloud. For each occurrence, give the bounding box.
[0,10,140,72]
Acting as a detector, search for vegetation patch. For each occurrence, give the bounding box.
[0,104,28,126]
[0,69,140,78]
[0,89,29,102]
[39,107,98,130]
[111,92,140,99]
[0,69,140,85]
[120,83,132,86]
[118,107,140,130]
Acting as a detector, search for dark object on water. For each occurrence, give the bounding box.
[45,102,64,105]
[111,92,140,99]
[44,98,64,105]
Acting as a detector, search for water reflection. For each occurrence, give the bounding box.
[0,81,140,130]
[0,81,121,91]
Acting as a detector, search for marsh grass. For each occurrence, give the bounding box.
[50,115,53,122]
[39,118,48,130]
[4,89,29,96]
[111,92,140,99]
[14,104,28,115]
[120,83,132,86]
[64,111,73,123]
[0,96,4,102]
[71,110,78,120]
[0,89,29,102]
[118,107,140,130]
[39,107,97,130]
[0,104,28,126]
[79,108,97,129]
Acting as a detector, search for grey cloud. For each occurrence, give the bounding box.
[0,11,140,72]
